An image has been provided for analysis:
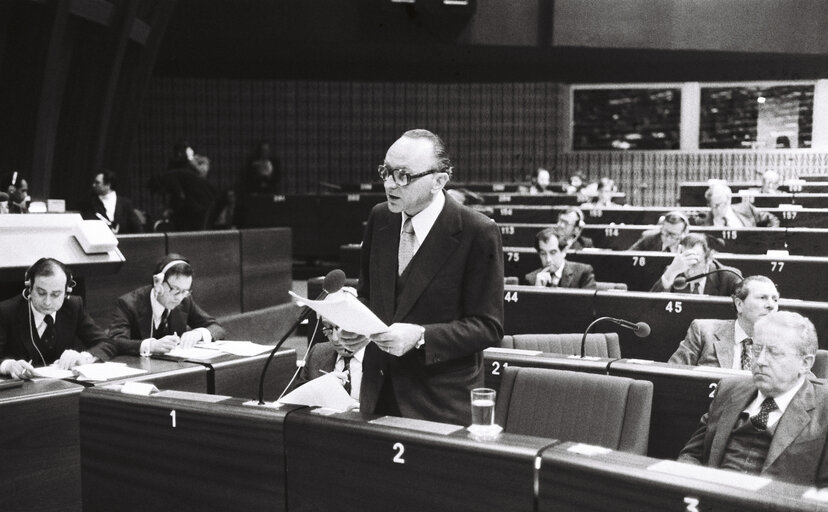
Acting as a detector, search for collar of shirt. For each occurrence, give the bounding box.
[552,263,565,282]
[730,321,750,369]
[338,346,365,366]
[99,191,117,220]
[744,376,806,428]
[150,288,168,327]
[31,306,56,336]
[401,190,446,245]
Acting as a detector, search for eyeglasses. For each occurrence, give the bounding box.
[164,281,191,298]
[750,344,799,359]
[378,164,439,187]
[321,324,339,338]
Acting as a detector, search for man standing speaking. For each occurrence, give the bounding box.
[341,129,504,425]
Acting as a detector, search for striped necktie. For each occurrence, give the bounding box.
[740,337,754,371]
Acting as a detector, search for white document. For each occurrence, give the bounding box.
[199,340,273,357]
[289,290,388,336]
[166,347,225,360]
[32,366,75,379]
[278,372,358,411]
[74,362,148,381]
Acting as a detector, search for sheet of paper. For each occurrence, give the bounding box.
[484,347,543,356]
[207,341,273,357]
[166,347,226,360]
[32,366,75,379]
[289,290,388,336]
[278,372,358,411]
[74,362,148,381]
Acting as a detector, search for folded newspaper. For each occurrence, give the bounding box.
[289,289,388,336]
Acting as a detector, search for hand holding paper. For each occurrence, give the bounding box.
[289,290,388,336]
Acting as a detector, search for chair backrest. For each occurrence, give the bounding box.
[495,367,652,454]
[813,349,828,379]
[595,281,628,291]
[503,333,621,358]
[504,276,519,285]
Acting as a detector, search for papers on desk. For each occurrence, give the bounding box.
[648,460,771,491]
[32,366,75,379]
[289,290,388,336]
[278,373,358,411]
[196,340,273,357]
[485,347,543,356]
[74,362,147,381]
[166,347,226,360]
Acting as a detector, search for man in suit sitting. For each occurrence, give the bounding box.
[0,258,116,379]
[338,129,504,425]
[291,314,368,402]
[678,311,828,487]
[79,169,144,234]
[628,211,689,253]
[669,276,779,368]
[109,254,226,356]
[524,225,596,289]
[650,233,742,296]
[694,183,779,227]
[556,206,594,251]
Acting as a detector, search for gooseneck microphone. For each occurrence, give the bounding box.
[580,317,650,358]
[673,268,743,290]
[257,269,346,405]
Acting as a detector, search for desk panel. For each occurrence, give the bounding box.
[80,387,303,512]
[479,192,581,206]
[97,356,210,393]
[483,348,613,393]
[502,286,596,335]
[607,361,731,460]
[752,192,828,208]
[285,409,553,512]
[240,227,292,311]
[0,380,84,512]
[538,442,820,511]
[208,349,297,401]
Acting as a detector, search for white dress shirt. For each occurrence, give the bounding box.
[731,321,750,370]
[742,376,805,429]
[336,346,365,400]
[400,190,446,250]
[98,190,117,222]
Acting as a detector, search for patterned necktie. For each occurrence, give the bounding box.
[341,356,352,395]
[156,310,169,337]
[398,217,419,276]
[41,315,55,349]
[740,337,754,371]
[690,282,700,295]
[750,397,778,431]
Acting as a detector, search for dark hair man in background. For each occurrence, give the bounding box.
[80,169,144,234]
[524,225,596,289]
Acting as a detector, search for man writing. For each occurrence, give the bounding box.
[109,254,226,356]
[668,276,778,368]
[678,311,828,486]
[339,129,504,425]
[524,226,596,289]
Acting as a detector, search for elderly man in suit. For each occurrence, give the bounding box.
[338,129,504,425]
[694,183,779,227]
[79,169,144,234]
[678,311,828,487]
[650,233,742,296]
[628,211,689,253]
[524,225,596,289]
[109,254,226,356]
[0,258,116,379]
[669,276,779,368]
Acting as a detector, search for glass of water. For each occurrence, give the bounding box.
[469,388,500,440]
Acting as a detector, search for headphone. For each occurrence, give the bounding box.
[22,258,75,300]
[153,258,190,284]
[559,206,585,229]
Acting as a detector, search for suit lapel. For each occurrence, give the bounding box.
[713,321,735,368]
[764,381,814,471]
[393,196,461,322]
[17,299,39,361]
[710,381,756,466]
[372,210,401,323]
[558,262,574,288]
[137,290,155,340]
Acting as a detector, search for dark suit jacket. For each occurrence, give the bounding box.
[629,232,670,252]
[693,201,780,228]
[650,260,742,296]
[109,285,226,355]
[669,319,737,367]
[0,295,116,366]
[568,235,593,251]
[679,377,828,486]
[290,341,338,392]
[79,193,144,234]
[358,193,504,425]
[524,261,597,289]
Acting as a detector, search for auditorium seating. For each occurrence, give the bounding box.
[495,367,652,454]
[501,333,621,358]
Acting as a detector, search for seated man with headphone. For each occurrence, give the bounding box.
[0,258,116,379]
[109,254,226,356]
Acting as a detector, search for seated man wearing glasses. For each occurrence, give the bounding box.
[628,211,689,253]
[109,254,226,356]
[678,311,828,487]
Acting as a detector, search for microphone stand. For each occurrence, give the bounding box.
[580,317,615,359]
[257,307,314,405]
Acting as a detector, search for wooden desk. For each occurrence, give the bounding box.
[483,348,614,393]
[284,409,556,512]
[0,379,85,512]
[80,387,305,512]
[538,441,823,511]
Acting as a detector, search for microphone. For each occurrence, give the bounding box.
[257,269,346,405]
[0,192,8,201]
[673,268,743,290]
[580,317,651,358]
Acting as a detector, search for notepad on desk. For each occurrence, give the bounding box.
[196,340,273,357]
[74,362,147,381]
[165,347,226,360]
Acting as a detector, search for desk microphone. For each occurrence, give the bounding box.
[257,269,346,405]
[580,317,650,358]
[673,268,743,290]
